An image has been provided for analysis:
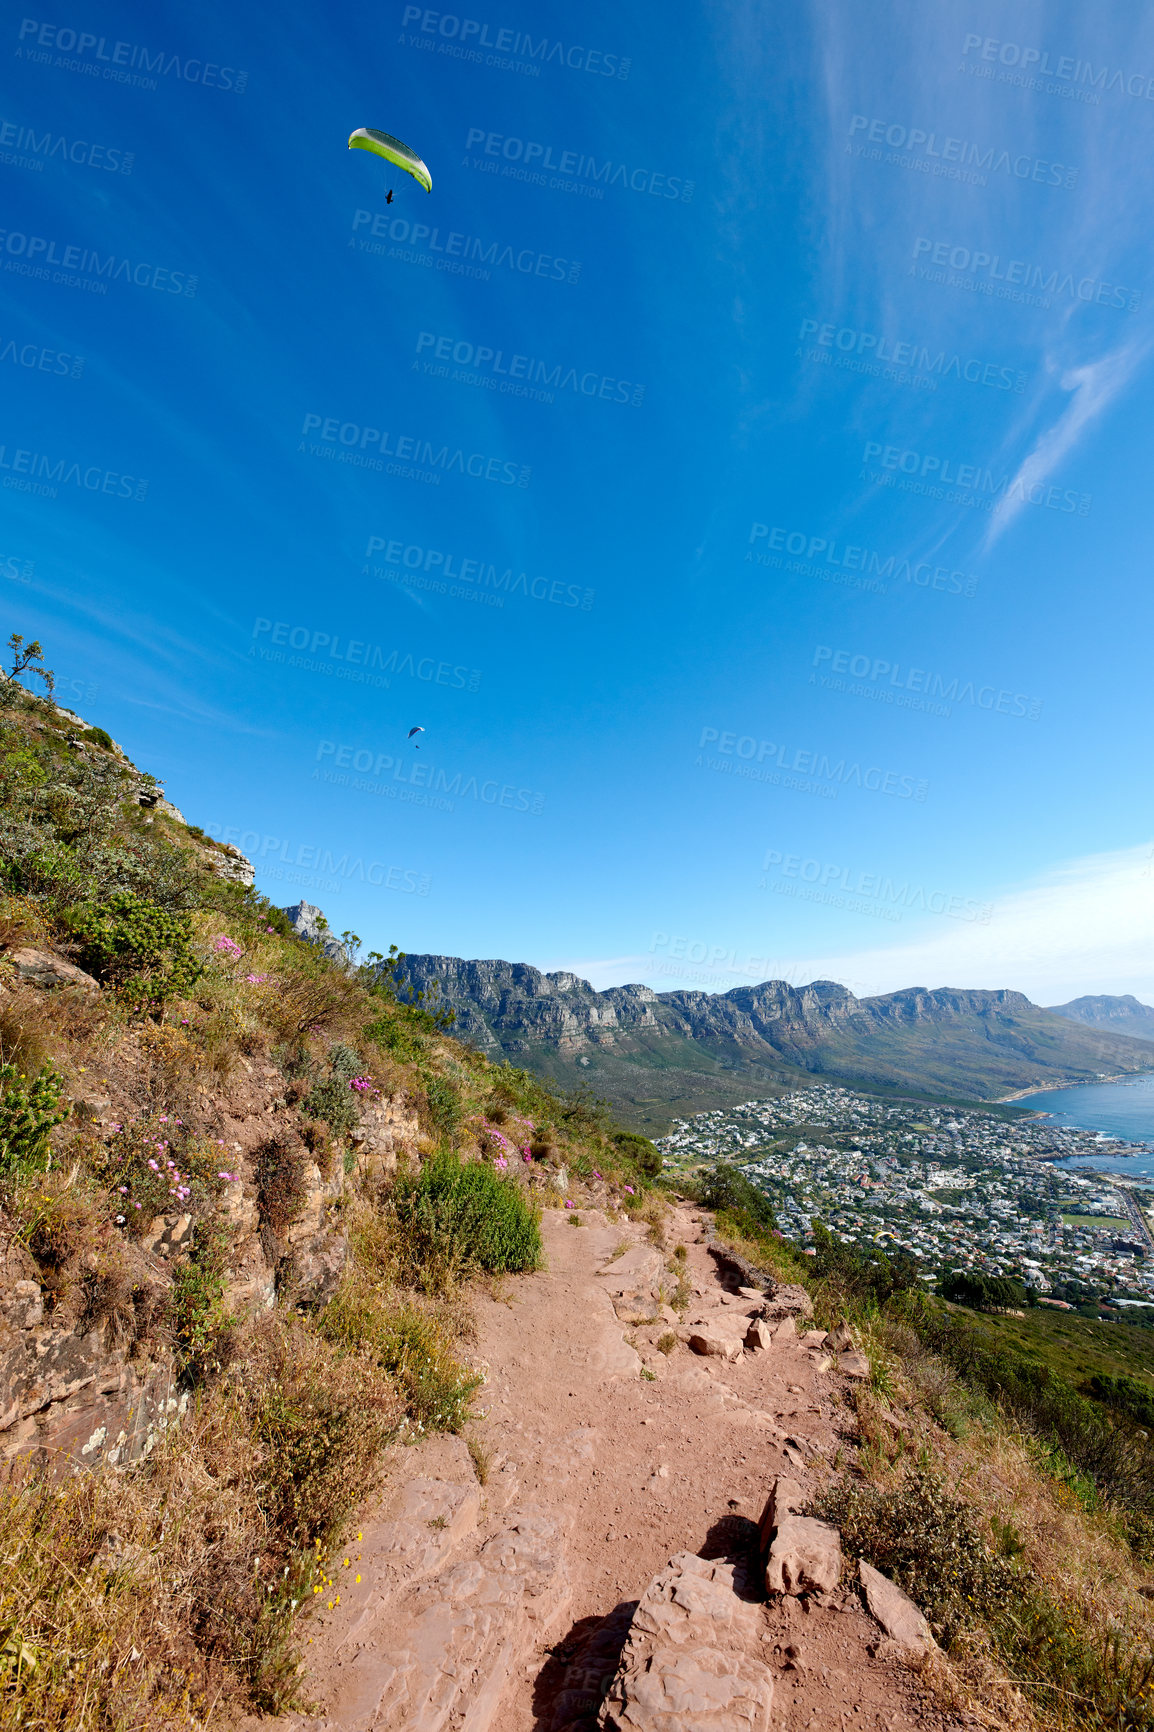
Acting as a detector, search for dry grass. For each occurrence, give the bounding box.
[0,1309,402,1730]
[0,893,51,949]
[841,1318,1154,1732]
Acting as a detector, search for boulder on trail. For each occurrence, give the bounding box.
[757,1474,804,1552]
[825,1317,854,1352]
[688,1330,743,1362]
[837,1350,870,1379]
[766,1516,842,1596]
[597,1550,773,1732]
[858,1560,936,1656]
[744,1318,774,1352]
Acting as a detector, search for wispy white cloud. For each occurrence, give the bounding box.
[984,341,1149,547]
[559,843,1154,1008]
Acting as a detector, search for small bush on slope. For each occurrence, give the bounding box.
[391,1149,543,1292]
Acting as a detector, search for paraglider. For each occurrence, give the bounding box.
[348,127,432,194]
[407,726,425,749]
[386,190,394,204]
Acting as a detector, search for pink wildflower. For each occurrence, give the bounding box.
[147,1159,159,1171]
[592,1170,603,1179]
[624,1185,635,1195]
[564,1200,574,1209]
[117,1186,127,1195]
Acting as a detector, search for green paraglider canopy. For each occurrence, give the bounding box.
[348,127,432,193]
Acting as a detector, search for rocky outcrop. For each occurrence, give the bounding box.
[5,948,100,993]
[280,900,354,963]
[0,1057,420,1474]
[597,1551,773,1732]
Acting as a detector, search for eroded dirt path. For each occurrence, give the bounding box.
[250,1204,958,1732]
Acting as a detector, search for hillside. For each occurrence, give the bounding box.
[8,660,1154,1732]
[397,954,1154,1130]
[1048,993,1154,1043]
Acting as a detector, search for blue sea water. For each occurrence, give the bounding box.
[1015,1078,1154,1180]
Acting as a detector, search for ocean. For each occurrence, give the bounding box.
[1014,1077,1154,1180]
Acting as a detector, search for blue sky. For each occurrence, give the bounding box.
[4,0,1153,1003]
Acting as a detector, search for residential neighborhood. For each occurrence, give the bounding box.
[658,1084,1154,1302]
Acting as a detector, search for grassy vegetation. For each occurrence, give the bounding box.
[764,1222,1154,1732]
[0,663,665,1728]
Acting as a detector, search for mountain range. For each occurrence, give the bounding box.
[396,956,1154,1132]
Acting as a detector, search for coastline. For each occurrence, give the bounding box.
[995,1072,1145,1105]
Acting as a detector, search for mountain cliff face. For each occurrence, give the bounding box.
[398,956,1154,1126]
[1047,994,1154,1044]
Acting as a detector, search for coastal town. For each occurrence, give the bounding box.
[657,1084,1154,1304]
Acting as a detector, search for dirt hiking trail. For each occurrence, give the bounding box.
[245,1203,960,1732]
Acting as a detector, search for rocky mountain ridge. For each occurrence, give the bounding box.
[397,954,1154,1127]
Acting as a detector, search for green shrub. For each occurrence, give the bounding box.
[70,891,203,1010]
[392,1152,542,1291]
[170,1222,234,1385]
[816,1466,1015,1639]
[612,1130,662,1177]
[0,1063,68,1182]
[1087,1372,1154,1431]
[809,1221,920,1310]
[304,1074,358,1137]
[699,1162,776,1228]
[422,1074,461,1140]
[364,1012,424,1063]
[81,726,113,751]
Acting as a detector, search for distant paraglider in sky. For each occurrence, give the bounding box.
[348,127,432,195]
[407,726,425,749]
